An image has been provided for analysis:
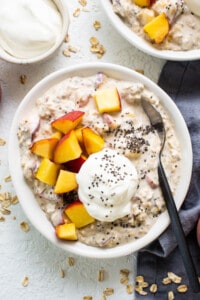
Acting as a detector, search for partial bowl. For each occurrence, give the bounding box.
[8,63,192,258]
[100,0,200,61]
[0,0,69,64]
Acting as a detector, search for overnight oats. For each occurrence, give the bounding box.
[111,0,200,51]
[17,73,181,248]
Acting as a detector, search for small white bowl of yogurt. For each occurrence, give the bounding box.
[9,63,192,258]
[0,0,69,64]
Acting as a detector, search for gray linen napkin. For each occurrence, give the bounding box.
[136,61,200,299]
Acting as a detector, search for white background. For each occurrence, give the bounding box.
[0,1,164,299]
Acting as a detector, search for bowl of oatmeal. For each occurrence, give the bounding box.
[8,63,192,258]
[0,0,69,64]
[100,0,200,61]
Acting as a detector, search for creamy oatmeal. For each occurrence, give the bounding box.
[111,0,200,51]
[17,73,181,248]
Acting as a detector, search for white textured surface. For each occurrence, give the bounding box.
[0,1,165,299]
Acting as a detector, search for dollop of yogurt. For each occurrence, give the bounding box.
[0,0,62,59]
[76,148,138,222]
[185,0,200,16]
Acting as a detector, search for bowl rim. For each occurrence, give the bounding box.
[0,0,70,64]
[100,0,200,61]
[8,62,193,258]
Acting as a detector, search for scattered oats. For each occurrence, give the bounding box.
[73,8,81,17]
[67,257,75,266]
[20,75,27,85]
[60,269,65,278]
[83,297,92,300]
[120,269,130,276]
[168,290,174,300]
[120,276,129,285]
[103,288,114,296]
[4,175,11,182]
[135,285,148,295]
[68,45,78,53]
[20,221,30,232]
[22,276,29,287]
[13,216,16,220]
[98,269,104,282]
[1,208,11,215]
[11,195,19,205]
[177,284,188,293]
[167,272,182,284]
[64,33,70,43]
[93,20,101,30]
[79,0,87,6]
[0,216,5,222]
[126,284,134,294]
[101,295,106,300]
[162,277,172,285]
[63,48,71,57]
[135,275,144,283]
[0,138,6,146]
[150,283,158,293]
[1,199,11,208]
[89,37,106,58]
[139,281,149,288]
[89,36,99,46]
[135,69,144,75]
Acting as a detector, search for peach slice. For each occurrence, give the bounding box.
[30,138,58,160]
[35,158,61,186]
[64,200,95,228]
[55,223,78,240]
[82,127,104,155]
[143,13,169,44]
[51,131,63,140]
[65,155,86,173]
[54,130,82,164]
[54,170,78,194]
[93,87,121,113]
[51,111,85,134]
[134,0,154,7]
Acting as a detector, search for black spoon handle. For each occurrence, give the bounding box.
[158,160,200,293]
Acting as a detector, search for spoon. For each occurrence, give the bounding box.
[141,97,200,293]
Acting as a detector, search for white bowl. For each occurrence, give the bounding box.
[8,63,192,258]
[0,0,69,64]
[100,0,200,61]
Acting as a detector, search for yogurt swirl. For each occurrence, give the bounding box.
[76,148,138,222]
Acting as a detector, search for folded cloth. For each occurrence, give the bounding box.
[136,61,200,299]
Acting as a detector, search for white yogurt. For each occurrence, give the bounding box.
[76,148,138,222]
[0,0,62,59]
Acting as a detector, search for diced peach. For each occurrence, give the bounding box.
[54,130,82,164]
[35,158,61,186]
[93,87,121,114]
[143,13,169,44]
[54,170,78,194]
[134,0,155,6]
[82,127,104,155]
[75,127,84,145]
[51,111,85,134]
[64,200,95,229]
[65,155,86,173]
[30,138,58,160]
[134,0,151,6]
[51,131,63,140]
[55,223,78,240]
